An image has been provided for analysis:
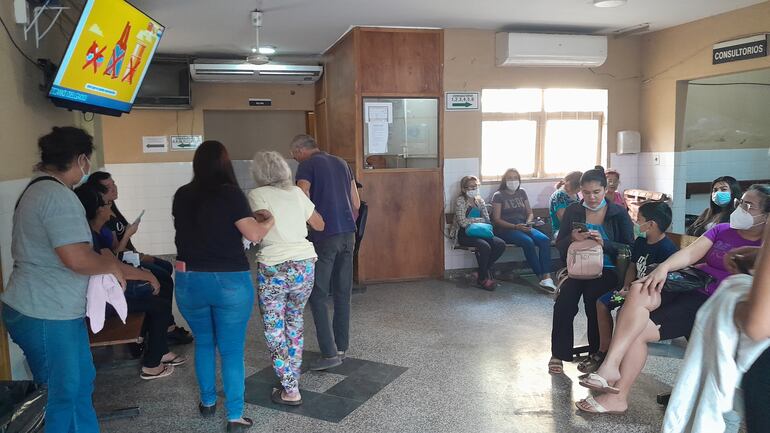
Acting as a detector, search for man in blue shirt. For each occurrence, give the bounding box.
[291,134,361,370]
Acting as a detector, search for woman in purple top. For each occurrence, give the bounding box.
[576,184,769,414]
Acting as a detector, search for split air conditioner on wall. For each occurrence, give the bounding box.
[495,33,608,67]
[189,60,323,84]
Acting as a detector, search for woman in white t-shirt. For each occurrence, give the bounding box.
[248,151,325,407]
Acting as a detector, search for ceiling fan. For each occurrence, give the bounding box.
[246,10,270,65]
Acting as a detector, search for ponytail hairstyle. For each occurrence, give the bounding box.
[556,170,582,191]
[580,166,608,188]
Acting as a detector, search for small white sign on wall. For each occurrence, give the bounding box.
[445,92,480,111]
[171,135,203,151]
[142,136,168,153]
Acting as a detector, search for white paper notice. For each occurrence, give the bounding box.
[142,136,168,153]
[368,123,389,154]
[364,102,393,123]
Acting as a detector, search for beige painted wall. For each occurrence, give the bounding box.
[443,29,642,159]
[639,1,770,152]
[0,3,87,181]
[102,82,314,163]
[203,110,307,160]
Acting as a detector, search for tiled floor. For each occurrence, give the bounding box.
[93,276,689,433]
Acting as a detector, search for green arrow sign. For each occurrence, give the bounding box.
[452,102,473,107]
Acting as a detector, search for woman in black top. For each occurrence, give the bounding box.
[548,168,633,374]
[172,141,273,432]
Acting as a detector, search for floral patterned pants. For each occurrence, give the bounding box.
[257,258,316,394]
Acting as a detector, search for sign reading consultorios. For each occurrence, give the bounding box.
[712,35,767,65]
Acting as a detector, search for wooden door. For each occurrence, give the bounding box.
[357,169,444,282]
[0,261,11,379]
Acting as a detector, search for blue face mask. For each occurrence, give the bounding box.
[712,191,731,207]
[582,198,607,212]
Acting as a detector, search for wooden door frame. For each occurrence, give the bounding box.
[0,260,11,380]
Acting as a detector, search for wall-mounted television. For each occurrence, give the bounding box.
[134,57,191,109]
[48,0,164,117]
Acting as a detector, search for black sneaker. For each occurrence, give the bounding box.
[199,402,216,418]
[309,356,342,371]
[167,327,193,345]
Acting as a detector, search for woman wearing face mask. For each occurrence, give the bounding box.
[453,176,506,290]
[686,176,742,237]
[491,168,556,292]
[1,127,127,433]
[604,168,627,209]
[576,184,769,414]
[548,167,634,375]
[549,171,583,238]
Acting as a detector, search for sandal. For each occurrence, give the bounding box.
[163,354,187,366]
[226,417,253,432]
[577,352,606,374]
[140,364,174,380]
[579,373,620,394]
[575,396,626,414]
[271,388,302,406]
[548,357,563,375]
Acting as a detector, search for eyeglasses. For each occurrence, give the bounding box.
[734,198,753,211]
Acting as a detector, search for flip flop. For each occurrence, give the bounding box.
[271,388,302,406]
[140,364,174,380]
[163,354,187,366]
[548,358,563,375]
[579,373,620,394]
[575,396,626,414]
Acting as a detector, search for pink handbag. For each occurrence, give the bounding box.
[567,239,604,280]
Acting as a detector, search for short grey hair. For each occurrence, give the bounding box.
[251,151,293,189]
[290,134,318,151]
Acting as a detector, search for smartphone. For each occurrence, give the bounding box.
[572,221,588,233]
[734,254,753,274]
[133,210,145,225]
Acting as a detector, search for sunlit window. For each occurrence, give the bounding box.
[481,88,606,180]
[481,120,537,178]
[481,89,542,113]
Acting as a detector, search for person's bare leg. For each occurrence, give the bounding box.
[594,283,659,382]
[589,320,660,412]
[596,302,613,353]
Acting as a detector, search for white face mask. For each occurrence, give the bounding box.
[729,206,760,230]
[506,180,520,191]
[466,189,480,198]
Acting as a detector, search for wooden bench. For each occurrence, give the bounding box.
[88,312,145,421]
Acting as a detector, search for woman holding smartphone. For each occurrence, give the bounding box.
[491,168,556,292]
[548,167,634,374]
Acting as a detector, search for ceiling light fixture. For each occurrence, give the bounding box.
[593,0,627,7]
[258,46,276,55]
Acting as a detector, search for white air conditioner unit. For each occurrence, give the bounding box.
[495,33,607,67]
[190,61,323,84]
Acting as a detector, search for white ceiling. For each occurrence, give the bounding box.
[130,0,766,59]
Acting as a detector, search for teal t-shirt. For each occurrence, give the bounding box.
[586,223,615,268]
[1,174,93,320]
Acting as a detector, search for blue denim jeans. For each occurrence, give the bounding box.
[494,227,552,277]
[175,271,254,421]
[1,304,99,433]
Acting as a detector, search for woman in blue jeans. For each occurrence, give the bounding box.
[172,141,274,432]
[1,127,127,433]
[491,168,556,292]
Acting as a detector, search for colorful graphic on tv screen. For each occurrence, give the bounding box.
[49,0,164,113]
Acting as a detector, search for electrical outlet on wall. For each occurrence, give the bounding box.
[653,153,661,165]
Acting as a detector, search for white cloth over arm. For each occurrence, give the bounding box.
[86,274,127,333]
[663,274,770,433]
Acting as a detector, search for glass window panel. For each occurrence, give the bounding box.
[481,120,537,178]
[543,120,599,176]
[544,88,607,113]
[481,89,542,113]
